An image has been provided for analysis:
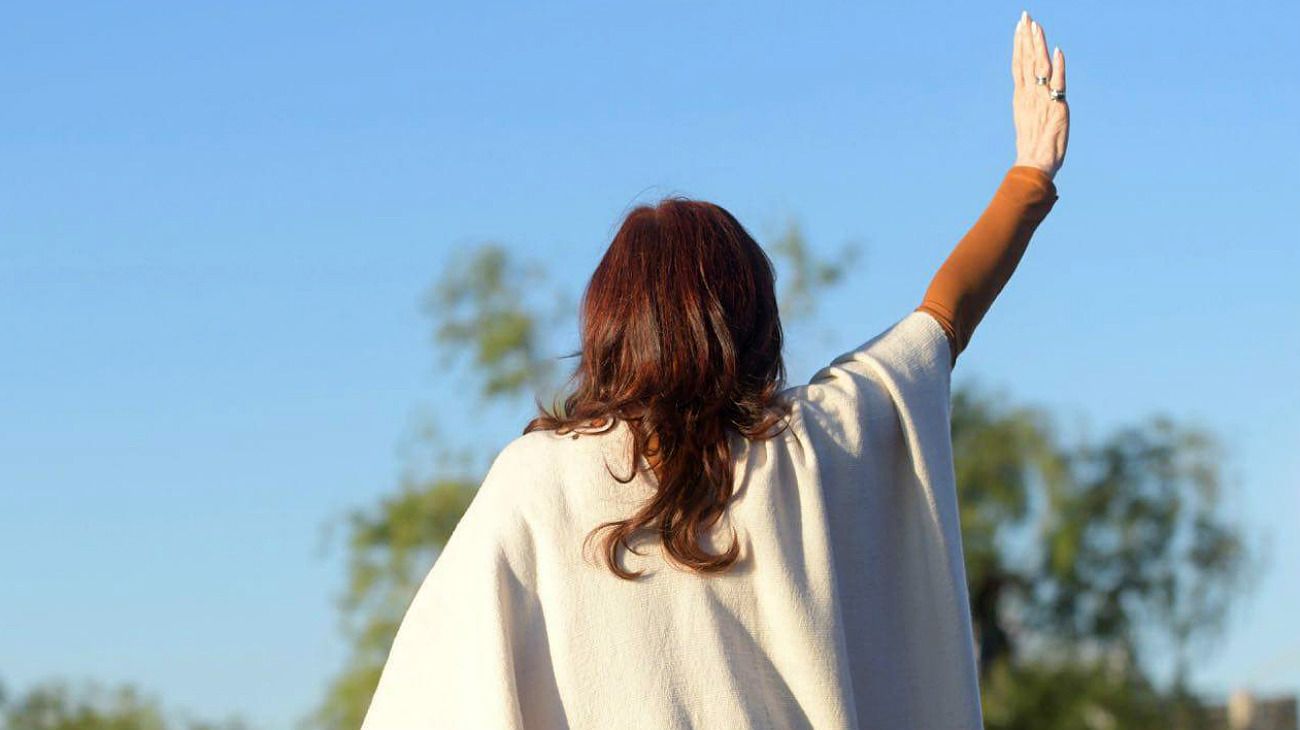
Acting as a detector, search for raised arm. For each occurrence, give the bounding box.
[916,10,1069,366]
[916,166,1058,365]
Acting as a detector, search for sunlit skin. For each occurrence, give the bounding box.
[1013,10,1070,178]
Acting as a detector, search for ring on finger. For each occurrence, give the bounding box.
[1048,87,1066,101]
[1035,75,1049,85]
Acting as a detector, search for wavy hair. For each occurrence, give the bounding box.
[523,196,794,579]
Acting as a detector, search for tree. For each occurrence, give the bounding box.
[0,677,249,730]
[305,240,576,730]
[951,382,1253,727]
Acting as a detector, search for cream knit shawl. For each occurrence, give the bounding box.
[361,309,981,729]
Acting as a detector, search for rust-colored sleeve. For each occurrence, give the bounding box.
[915,165,1059,366]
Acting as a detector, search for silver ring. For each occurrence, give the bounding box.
[1035,75,1049,85]
[1048,87,1066,101]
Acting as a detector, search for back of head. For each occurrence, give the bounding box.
[525,196,793,579]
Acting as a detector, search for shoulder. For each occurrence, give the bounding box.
[822,310,950,390]
[493,428,562,475]
[773,311,952,451]
[855,309,951,370]
[465,426,595,536]
[783,310,950,403]
[449,431,556,531]
[491,418,633,481]
[466,430,562,522]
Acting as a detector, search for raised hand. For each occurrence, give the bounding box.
[1012,11,1069,179]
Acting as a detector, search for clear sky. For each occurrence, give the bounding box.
[2,1,1296,727]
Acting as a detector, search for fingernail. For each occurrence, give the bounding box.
[1054,45,1060,56]
[1021,10,1027,24]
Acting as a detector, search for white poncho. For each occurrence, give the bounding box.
[360,309,982,729]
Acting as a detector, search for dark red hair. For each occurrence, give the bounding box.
[523,196,793,579]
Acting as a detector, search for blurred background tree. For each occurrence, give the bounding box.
[953,385,1252,729]
[0,677,249,730]
[309,234,1253,730]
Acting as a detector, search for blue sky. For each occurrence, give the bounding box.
[2,1,1296,727]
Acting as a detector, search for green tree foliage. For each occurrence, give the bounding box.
[306,478,479,730]
[423,243,568,401]
[980,658,1214,730]
[765,217,861,320]
[0,678,249,730]
[952,383,1252,727]
[311,236,1253,729]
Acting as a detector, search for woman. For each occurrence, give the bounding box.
[362,10,1068,729]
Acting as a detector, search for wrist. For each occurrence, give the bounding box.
[1012,160,1057,180]
[1003,165,1060,206]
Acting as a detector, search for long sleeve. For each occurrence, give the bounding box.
[915,165,1059,366]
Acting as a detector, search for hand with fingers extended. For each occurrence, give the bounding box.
[1012,10,1069,179]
